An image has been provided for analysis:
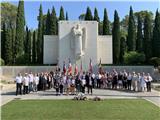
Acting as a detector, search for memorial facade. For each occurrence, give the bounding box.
[43,21,112,70]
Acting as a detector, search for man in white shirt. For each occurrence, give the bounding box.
[15,73,23,95]
[146,73,153,92]
[81,72,86,93]
[23,73,29,94]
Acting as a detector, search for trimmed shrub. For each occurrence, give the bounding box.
[0,58,5,66]
[149,57,160,67]
[124,51,145,65]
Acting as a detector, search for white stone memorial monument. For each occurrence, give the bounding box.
[43,21,112,71]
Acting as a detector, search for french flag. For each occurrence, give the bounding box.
[63,61,66,74]
[68,58,72,74]
[74,64,78,75]
[89,58,93,73]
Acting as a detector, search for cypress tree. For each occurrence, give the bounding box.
[59,6,65,20]
[15,0,25,62]
[50,6,57,35]
[28,30,32,64]
[4,28,12,65]
[93,8,100,35]
[25,26,29,63]
[66,12,68,20]
[32,31,36,64]
[93,8,99,22]
[152,10,160,57]
[112,10,120,64]
[11,26,15,64]
[45,9,51,35]
[144,14,152,61]
[85,7,93,20]
[37,4,43,64]
[1,23,6,60]
[127,6,136,51]
[120,37,126,64]
[103,8,110,35]
[136,15,143,53]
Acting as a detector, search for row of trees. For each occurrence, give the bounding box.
[112,7,160,65]
[1,1,68,65]
[1,1,160,66]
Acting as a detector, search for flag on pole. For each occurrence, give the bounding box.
[89,58,93,73]
[80,60,83,74]
[68,58,72,75]
[63,61,66,74]
[98,58,102,68]
[74,64,78,75]
[98,58,102,74]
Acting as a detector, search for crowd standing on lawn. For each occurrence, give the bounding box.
[15,66,153,96]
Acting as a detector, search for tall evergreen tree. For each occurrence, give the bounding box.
[127,6,136,51]
[50,6,57,35]
[136,15,143,52]
[4,28,12,65]
[45,9,51,35]
[32,31,37,64]
[112,10,120,64]
[1,23,6,60]
[37,4,43,64]
[11,26,15,64]
[85,7,93,20]
[120,37,126,64]
[152,10,160,57]
[93,8,100,34]
[28,30,32,63]
[144,14,152,61]
[103,8,110,35]
[15,0,25,63]
[93,8,99,22]
[59,6,65,20]
[66,12,68,20]
[25,26,29,63]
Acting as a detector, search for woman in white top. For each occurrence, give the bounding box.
[132,72,138,91]
[140,73,147,92]
[33,74,39,92]
[137,73,141,92]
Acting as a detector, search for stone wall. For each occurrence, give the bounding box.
[43,35,58,64]
[0,66,57,79]
[97,35,112,64]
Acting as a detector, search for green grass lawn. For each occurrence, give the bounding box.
[1,99,160,120]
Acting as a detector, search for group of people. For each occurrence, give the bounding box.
[15,68,153,96]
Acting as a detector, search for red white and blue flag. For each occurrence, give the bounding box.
[63,61,66,74]
[68,58,72,74]
[89,58,93,73]
[74,64,78,75]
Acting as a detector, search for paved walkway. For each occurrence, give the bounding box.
[1,88,160,107]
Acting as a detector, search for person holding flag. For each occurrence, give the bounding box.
[63,61,66,75]
[89,58,93,73]
[74,64,78,75]
[68,58,72,75]
[98,58,103,74]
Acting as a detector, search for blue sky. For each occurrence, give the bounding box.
[3,0,160,29]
